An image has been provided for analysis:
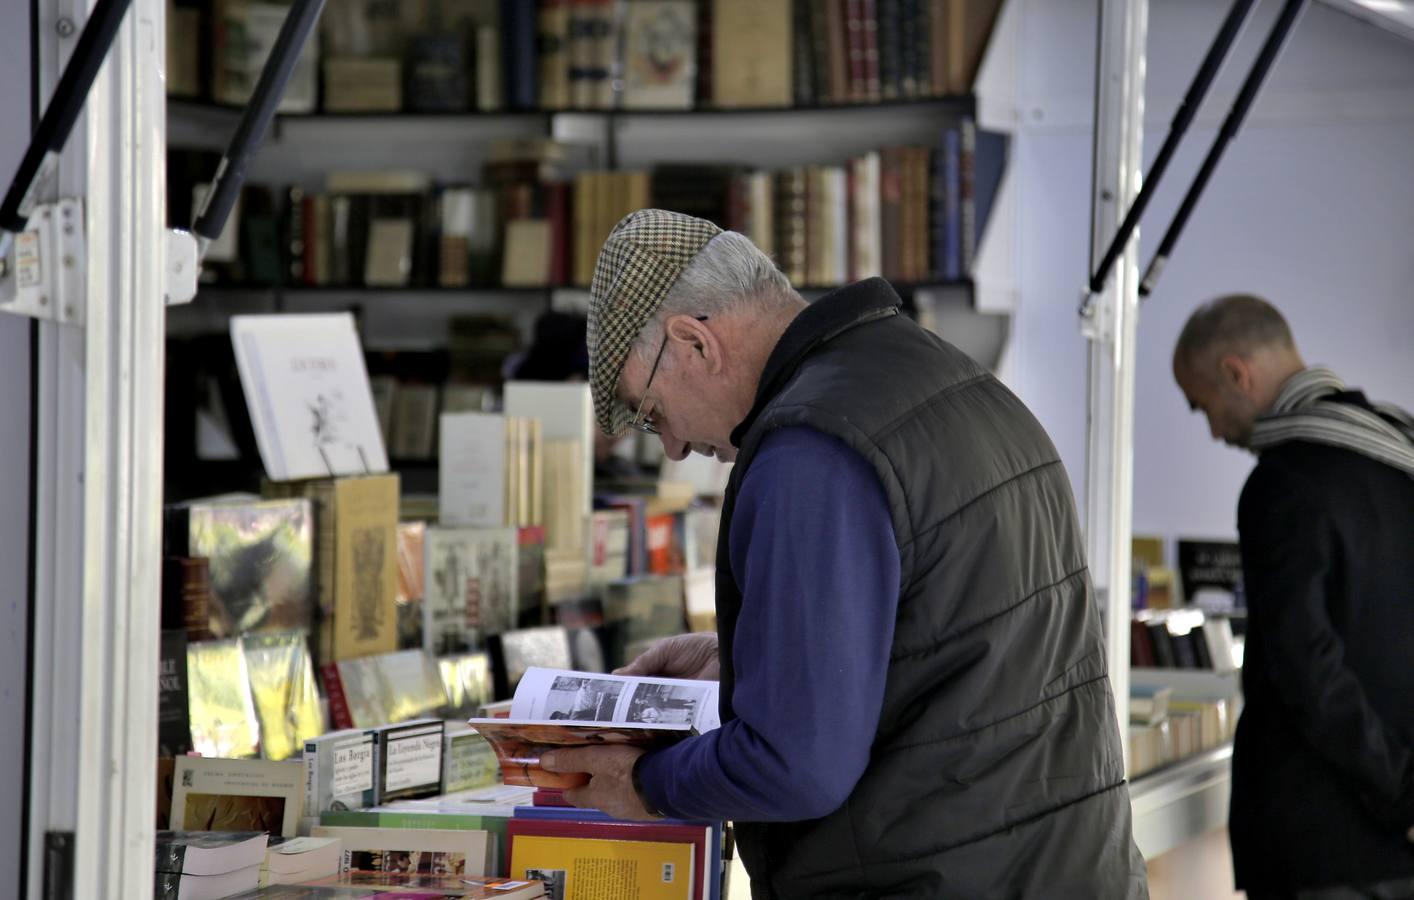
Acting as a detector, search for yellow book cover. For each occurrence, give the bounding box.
[333,474,401,661]
[510,834,693,900]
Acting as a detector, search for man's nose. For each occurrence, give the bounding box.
[658,428,690,462]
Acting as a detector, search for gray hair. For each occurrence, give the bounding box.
[1174,294,1296,371]
[633,231,799,363]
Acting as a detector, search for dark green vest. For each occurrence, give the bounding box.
[716,280,1147,899]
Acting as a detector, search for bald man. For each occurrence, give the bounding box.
[1173,295,1414,900]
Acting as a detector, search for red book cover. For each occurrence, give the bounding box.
[531,788,572,807]
[546,183,570,286]
[506,818,712,900]
[319,661,354,730]
[645,513,682,576]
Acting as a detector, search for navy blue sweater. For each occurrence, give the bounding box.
[637,426,901,821]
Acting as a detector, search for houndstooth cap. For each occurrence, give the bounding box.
[587,209,722,436]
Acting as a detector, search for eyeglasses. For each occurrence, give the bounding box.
[627,315,707,436]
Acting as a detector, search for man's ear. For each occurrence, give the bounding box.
[666,315,722,375]
[1218,354,1252,392]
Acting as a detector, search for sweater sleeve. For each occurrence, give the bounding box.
[636,426,901,822]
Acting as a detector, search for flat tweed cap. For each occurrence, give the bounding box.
[588,208,722,435]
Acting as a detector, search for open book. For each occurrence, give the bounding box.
[467,667,720,790]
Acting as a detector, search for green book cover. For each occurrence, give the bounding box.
[318,808,509,850]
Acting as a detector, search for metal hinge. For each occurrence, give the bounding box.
[0,199,86,325]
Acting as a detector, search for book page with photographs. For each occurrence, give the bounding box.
[509,667,720,733]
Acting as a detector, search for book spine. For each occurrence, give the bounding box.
[914,0,932,100]
[877,0,900,100]
[960,116,977,275]
[502,0,539,111]
[826,0,849,104]
[793,0,816,106]
[845,0,866,103]
[320,662,354,730]
[939,129,960,281]
[861,0,881,102]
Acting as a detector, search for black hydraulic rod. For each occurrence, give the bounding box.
[192,0,325,257]
[0,0,134,258]
[1139,0,1307,297]
[1089,0,1259,297]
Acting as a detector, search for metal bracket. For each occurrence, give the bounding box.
[165,227,199,305]
[0,198,86,325]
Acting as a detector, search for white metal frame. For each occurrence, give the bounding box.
[1085,0,1148,771]
[25,0,166,896]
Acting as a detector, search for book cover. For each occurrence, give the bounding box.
[469,720,694,791]
[170,757,306,837]
[507,818,713,900]
[371,719,445,803]
[621,1,697,110]
[243,630,325,761]
[187,638,261,759]
[303,729,378,821]
[508,833,693,900]
[711,0,792,108]
[443,727,502,794]
[332,475,401,662]
[169,495,315,639]
[296,872,545,898]
[439,413,508,528]
[230,314,390,481]
[425,527,502,653]
[158,629,192,758]
[309,825,491,879]
[439,652,495,720]
[516,526,548,629]
[488,627,575,699]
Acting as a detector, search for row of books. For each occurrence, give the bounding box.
[169,0,1002,115]
[157,661,733,896]
[174,125,1007,293]
[1129,609,1239,673]
[1128,685,1238,778]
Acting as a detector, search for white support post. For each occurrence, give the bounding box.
[1084,0,1148,774]
[26,0,166,896]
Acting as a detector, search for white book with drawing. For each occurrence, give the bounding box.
[230,313,389,481]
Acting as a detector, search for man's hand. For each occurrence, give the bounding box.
[541,745,659,821]
[614,632,720,680]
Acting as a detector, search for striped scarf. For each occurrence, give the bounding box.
[1249,366,1414,477]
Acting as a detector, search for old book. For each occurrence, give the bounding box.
[442,728,501,794]
[504,383,594,533]
[322,57,402,112]
[423,528,517,651]
[328,476,400,662]
[488,627,575,699]
[439,412,508,528]
[476,25,502,111]
[516,526,548,628]
[390,383,438,461]
[537,0,572,109]
[405,33,468,112]
[711,0,792,108]
[501,219,552,287]
[363,218,415,287]
[622,1,697,110]
[170,756,305,837]
[213,1,319,112]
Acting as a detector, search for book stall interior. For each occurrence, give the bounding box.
[5,0,1414,898]
[153,1,1014,897]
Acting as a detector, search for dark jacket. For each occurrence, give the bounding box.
[1232,436,1414,891]
[715,279,1148,899]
